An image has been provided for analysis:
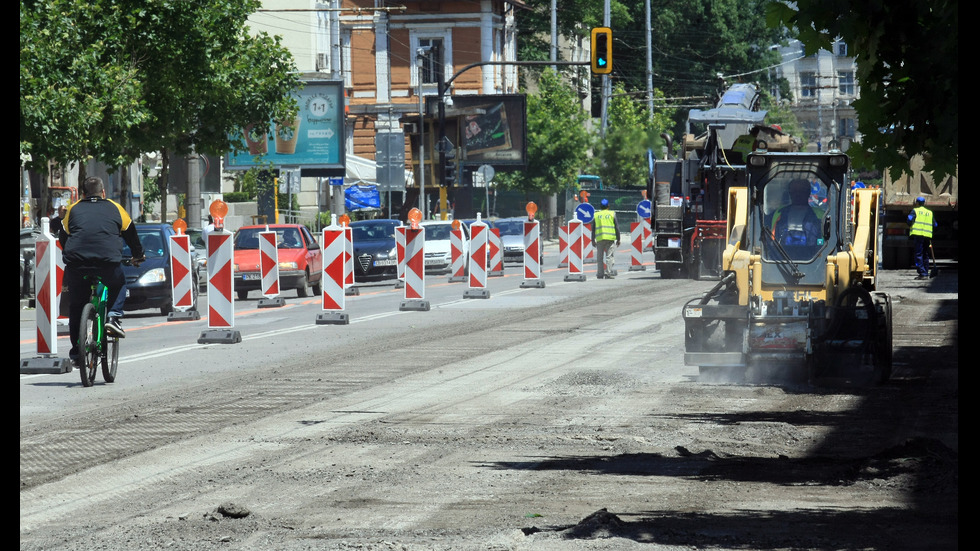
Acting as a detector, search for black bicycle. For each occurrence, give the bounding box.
[76,273,120,386]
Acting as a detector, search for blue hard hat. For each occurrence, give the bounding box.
[915,196,926,204]
[600,198,609,207]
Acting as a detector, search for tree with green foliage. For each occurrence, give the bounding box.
[597,84,675,187]
[494,69,594,196]
[20,0,300,207]
[767,0,957,181]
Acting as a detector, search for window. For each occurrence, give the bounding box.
[836,41,848,57]
[839,118,856,138]
[800,72,816,98]
[418,38,443,85]
[838,71,855,95]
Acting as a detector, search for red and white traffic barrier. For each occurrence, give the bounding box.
[198,229,241,343]
[629,221,647,271]
[583,225,595,264]
[20,217,73,374]
[449,224,466,282]
[316,218,350,324]
[557,225,568,268]
[643,218,653,251]
[258,230,280,298]
[520,220,545,288]
[35,219,58,354]
[488,227,503,277]
[168,230,200,319]
[403,227,425,300]
[464,215,490,298]
[56,236,67,331]
[563,218,586,282]
[400,209,429,310]
[395,225,406,289]
[344,224,356,293]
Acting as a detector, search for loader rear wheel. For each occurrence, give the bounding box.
[874,293,893,384]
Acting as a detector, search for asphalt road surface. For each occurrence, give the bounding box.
[20,247,957,551]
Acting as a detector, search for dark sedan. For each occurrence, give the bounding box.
[350,219,400,280]
[121,223,199,315]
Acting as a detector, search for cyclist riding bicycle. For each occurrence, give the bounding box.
[59,176,145,367]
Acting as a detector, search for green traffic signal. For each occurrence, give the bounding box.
[591,27,612,75]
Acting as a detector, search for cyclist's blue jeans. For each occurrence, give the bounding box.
[65,263,127,357]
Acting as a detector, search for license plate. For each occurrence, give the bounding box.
[242,273,260,280]
[424,258,442,266]
[374,259,397,267]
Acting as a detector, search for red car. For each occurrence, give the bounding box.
[232,224,323,300]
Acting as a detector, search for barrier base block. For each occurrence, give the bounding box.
[564,273,587,282]
[58,321,69,335]
[448,275,466,283]
[168,309,202,321]
[257,297,286,308]
[520,279,546,289]
[198,329,242,344]
[399,299,430,312]
[20,355,73,375]
[463,288,491,299]
[558,262,568,268]
[629,264,647,271]
[489,270,504,277]
[316,312,350,325]
[345,286,359,296]
[394,280,405,289]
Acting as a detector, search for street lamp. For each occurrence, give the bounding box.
[416,46,430,215]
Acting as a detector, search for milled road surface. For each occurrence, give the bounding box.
[20,266,957,550]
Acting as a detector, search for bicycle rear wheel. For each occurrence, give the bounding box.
[102,337,119,383]
[78,303,99,387]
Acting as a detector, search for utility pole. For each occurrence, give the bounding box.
[645,0,653,121]
[600,0,611,137]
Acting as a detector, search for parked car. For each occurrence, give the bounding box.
[121,223,200,315]
[232,224,322,300]
[489,217,542,263]
[184,227,208,291]
[20,227,39,299]
[419,220,468,275]
[350,219,400,280]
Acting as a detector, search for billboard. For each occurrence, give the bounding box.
[225,80,345,176]
[427,94,526,166]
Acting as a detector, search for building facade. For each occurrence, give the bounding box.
[246,0,525,219]
[774,38,860,153]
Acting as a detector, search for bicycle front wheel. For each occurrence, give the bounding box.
[78,303,99,387]
[102,337,119,383]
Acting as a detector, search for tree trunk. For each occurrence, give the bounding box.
[160,148,169,223]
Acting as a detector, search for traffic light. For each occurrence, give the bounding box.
[590,27,612,75]
[442,147,457,186]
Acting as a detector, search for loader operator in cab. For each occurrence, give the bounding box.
[771,178,824,248]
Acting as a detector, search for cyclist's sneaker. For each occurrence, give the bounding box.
[106,317,126,338]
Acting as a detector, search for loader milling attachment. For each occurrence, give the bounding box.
[682,145,892,386]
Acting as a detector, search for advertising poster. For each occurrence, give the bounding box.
[226,80,345,175]
[426,94,526,166]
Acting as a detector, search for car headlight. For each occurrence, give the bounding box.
[137,267,167,284]
[279,261,299,270]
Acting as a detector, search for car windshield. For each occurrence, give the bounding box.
[123,230,166,258]
[352,222,396,241]
[493,221,523,235]
[424,224,452,241]
[234,227,304,249]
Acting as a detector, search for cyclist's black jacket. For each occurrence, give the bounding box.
[60,196,144,265]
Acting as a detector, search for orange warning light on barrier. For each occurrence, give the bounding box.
[526,201,538,220]
[172,218,187,234]
[452,219,461,231]
[408,207,422,229]
[210,200,228,230]
[338,214,350,227]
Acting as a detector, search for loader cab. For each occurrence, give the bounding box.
[746,151,849,285]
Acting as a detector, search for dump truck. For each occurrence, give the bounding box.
[648,83,800,279]
[681,144,892,385]
[880,155,958,269]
